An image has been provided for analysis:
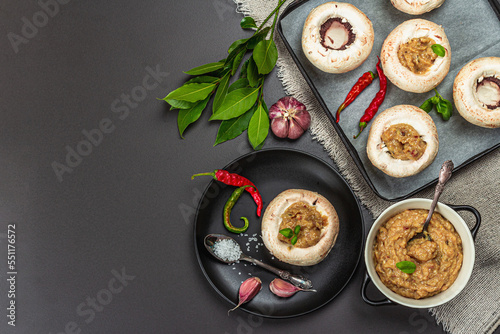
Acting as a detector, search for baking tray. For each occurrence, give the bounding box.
[277,0,500,201]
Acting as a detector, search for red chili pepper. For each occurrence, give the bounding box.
[336,70,377,123]
[354,57,387,139]
[191,170,263,217]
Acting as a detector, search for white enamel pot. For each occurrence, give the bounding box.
[362,198,480,308]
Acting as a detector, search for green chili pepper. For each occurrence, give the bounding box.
[223,185,255,234]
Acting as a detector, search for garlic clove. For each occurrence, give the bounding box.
[294,109,311,131]
[287,118,306,140]
[228,277,262,314]
[271,118,289,138]
[269,278,302,298]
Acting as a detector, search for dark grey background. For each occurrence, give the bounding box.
[0,0,477,333]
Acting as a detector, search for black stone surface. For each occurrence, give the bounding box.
[2,1,483,333]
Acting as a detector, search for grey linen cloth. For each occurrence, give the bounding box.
[233,0,500,333]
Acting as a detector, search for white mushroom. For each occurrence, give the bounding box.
[261,189,339,266]
[391,0,446,15]
[367,105,439,178]
[453,57,500,128]
[381,19,451,93]
[301,2,374,74]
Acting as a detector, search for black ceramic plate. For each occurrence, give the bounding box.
[194,148,364,318]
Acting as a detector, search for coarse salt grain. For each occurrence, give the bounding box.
[212,239,242,263]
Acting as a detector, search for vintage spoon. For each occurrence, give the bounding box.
[410,160,454,242]
[204,233,315,290]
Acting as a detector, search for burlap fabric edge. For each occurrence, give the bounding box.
[233,1,499,333]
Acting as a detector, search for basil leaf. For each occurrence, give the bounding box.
[228,78,250,93]
[290,235,298,245]
[247,27,271,49]
[164,82,216,103]
[184,62,225,76]
[419,99,434,113]
[253,39,278,75]
[212,73,230,113]
[228,38,248,55]
[396,261,416,274]
[186,76,220,84]
[431,44,446,57]
[436,98,453,121]
[177,96,211,138]
[214,106,255,146]
[248,100,269,149]
[210,87,260,120]
[294,225,301,235]
[247,56,260,88]
[164,99,195,110]
[240,17,257,29]
[279,228,293,239]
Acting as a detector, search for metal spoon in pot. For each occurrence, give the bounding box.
[204,233,315,291]
[410,160,454,242]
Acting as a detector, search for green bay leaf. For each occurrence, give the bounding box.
[253,39,278,75]
[164,99,195,110]
[177,96,211,137]
[214,106,255,146]
[239,58,250,79]
[248,100,269,149]
[164,82,216,103]
[240,17,257,29]
[231,49,246,75]
[185,76,220,84]
[212,73,230,113]
[228,38,248,55]
[210,87,259,121]
[247,27,271,49]
[225,44,247,69]
[228,78,250,93]
[247,56,260,87]
[184,62,224,76]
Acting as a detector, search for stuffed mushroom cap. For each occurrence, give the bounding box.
[302,2,374,73]
[381,19,451,93]
[367,105,439,178]
[391,0,446,15]
[261,189,339,266]
[453,57,500,128]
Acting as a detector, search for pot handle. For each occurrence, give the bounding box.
[447,204,481,240]
[361,272,393,306]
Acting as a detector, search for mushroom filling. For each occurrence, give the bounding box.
[277,201,327,248]
[319,17,355,51]
[381,123,427,160]
[398,37,438,74]
[476,76,500,109]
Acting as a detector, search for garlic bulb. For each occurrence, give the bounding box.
[269,97,311,139]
